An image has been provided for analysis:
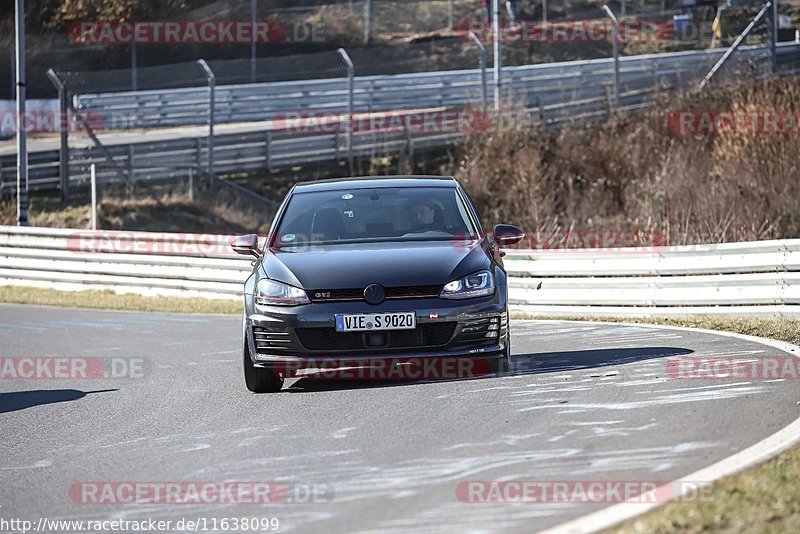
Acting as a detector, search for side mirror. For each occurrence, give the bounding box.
[493,224,525,247]
[231,234,262,258]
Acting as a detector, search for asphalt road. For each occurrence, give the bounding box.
[1,304,799,533]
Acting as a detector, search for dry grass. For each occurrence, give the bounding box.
[450,76,800,245]
[0,189,268,234]
[0,286,240,314]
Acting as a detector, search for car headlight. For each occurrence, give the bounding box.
[255,279,309,306]
[440,270,495,299]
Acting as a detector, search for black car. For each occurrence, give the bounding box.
[231,176,525,392]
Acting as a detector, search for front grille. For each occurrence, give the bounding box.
[451,317,501,347]
[307,285,442,303]
[296,322,457,352]
[252,326,293,353]
[385,285,442,299]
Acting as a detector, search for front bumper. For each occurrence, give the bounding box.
[245,296,508,365]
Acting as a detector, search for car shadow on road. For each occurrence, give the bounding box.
[280,346,694,393]
[0,389,118,414]
[513,346,695,375]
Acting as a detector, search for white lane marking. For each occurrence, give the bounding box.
[567,420,625,426]
[636,382,753,394]
[176,444,210,452]
[516,384,767,412]
[200,350,238,356]
[617,378,669,387]
[333,427,358,439]
[0,459,51,470]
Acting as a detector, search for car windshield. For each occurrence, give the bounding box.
[273,186,479,247]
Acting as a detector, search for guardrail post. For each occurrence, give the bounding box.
[188,168,194,202]
[46,68,69,203]
[264,131,272,172]
[602,5,620,108]
[127,145,135,189]
[468,31,488,115]
[130,43,138,91]
[337,48,355,175]
[196,59,216,178]
[698,2,772,90]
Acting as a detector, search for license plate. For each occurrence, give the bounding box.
[335,312,416,332]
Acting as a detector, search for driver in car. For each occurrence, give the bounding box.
[406,197,446,233]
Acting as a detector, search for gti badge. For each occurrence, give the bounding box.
[429,312,439,320]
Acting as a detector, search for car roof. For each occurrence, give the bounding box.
[291,175,458,193]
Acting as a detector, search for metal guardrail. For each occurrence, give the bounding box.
[72,47,750,129]
[1,43,798,196]
[1,121,462,194]
[69,42,800,131]
[1,226,798,317]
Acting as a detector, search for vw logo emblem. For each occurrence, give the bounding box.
[363,284,385,305]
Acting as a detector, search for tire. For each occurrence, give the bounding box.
[243,338,284,393]
[490,334,511,375]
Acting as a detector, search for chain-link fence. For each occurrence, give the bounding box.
[4,0,799,99]
[2,0,799,218]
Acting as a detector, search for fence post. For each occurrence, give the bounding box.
[469,31,488,115]
[90,163,97,230]
[337,48,355,175]
[14,0,28,226]
[363,0,373,45]
[602,5,620,108]
[448,0,454,30]
[46,68,69,203]
[492,0,502,113]
[767,0,778,74]
[698,2,773,90]
[250,0,257,82]
[196,59,216,178]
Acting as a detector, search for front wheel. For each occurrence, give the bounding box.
[243,341,284,393]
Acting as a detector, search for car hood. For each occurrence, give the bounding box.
[261,240,490,289]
